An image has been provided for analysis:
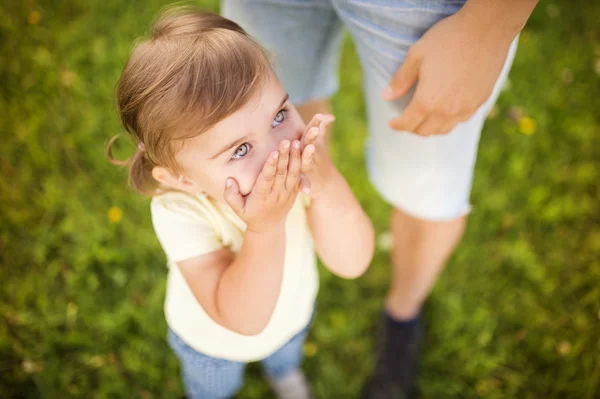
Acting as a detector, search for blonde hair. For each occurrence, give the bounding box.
[107,6,271,195]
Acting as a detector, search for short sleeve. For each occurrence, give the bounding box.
[151,194,223,262]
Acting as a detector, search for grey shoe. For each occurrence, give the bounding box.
[268,369,313,399]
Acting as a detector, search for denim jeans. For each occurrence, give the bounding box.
[167,321,311,399]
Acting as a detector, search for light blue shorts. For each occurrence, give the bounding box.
[222,0,518,220]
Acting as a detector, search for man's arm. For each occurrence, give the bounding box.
[460,0,539,39]
[384,0,539,136]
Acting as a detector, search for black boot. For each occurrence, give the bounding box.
[361,312,424,399]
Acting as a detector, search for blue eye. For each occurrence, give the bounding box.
[272,110,285,127]
[231,143,250,160]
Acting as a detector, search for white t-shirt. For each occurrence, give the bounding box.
[151,190,318,362]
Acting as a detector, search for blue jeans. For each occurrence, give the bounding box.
[167,322,311,399]
[222,0,518,221]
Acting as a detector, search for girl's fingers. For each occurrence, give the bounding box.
[223,178,245,215]
[308,114,323,130]
[286,140,302,191]
[321,113,336,124]
[301,114,323,147]
[319,115,335,134]
[300,174,311,196]
[302,126,320,148]
[274,140,290,189]
[301,144,315,171]
[302,113,334,148]
[254,151,279,196]
[318,116,335,142]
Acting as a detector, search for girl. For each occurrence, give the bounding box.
[108,6,374,399]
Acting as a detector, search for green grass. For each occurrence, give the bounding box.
[1,1,599,398]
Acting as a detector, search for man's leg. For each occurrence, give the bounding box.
[386,210,467,320]
[331,0,518,397]
[361,211,468,399]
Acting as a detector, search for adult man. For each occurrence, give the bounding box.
[222,1,538,397]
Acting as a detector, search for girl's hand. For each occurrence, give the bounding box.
[223,139,302,234]
[300,114,338,199]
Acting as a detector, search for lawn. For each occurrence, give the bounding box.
[1,0,599,398]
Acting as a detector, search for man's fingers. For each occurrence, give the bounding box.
[414,113,445,137]
[286,140,302,191]
[383,46,420,101]
[438,116,466,136]
[388,94,428,132]
[424,111,470,136]
[223,178,245,214]
[274,140,290,188]
[255,151,279,195]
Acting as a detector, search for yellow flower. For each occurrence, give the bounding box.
[87,355,107,368]
[557,341,571,356]
[66,302,78,327]
[518,116,537,135]
[22,359,43,373]
[303,342,318,357]
[28,11,41,25]
[61,69,77,87]
[108,206,123,224]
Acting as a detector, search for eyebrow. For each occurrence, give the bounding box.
[209,93,290,160]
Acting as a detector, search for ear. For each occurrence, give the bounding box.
[151,166,202,194]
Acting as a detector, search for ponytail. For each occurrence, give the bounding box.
[106,135,161,196]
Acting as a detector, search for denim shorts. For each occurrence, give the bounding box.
[167,320,312,399]
[222,0,518,220]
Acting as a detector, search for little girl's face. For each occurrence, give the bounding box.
[175,71,305,199]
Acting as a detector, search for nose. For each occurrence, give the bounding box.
[271,134,283,149]
[266,134,294,154]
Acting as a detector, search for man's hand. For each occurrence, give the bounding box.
[224,139,302,233]
[383,0,537,136]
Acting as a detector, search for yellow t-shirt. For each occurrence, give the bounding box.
[150,191,318,362]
